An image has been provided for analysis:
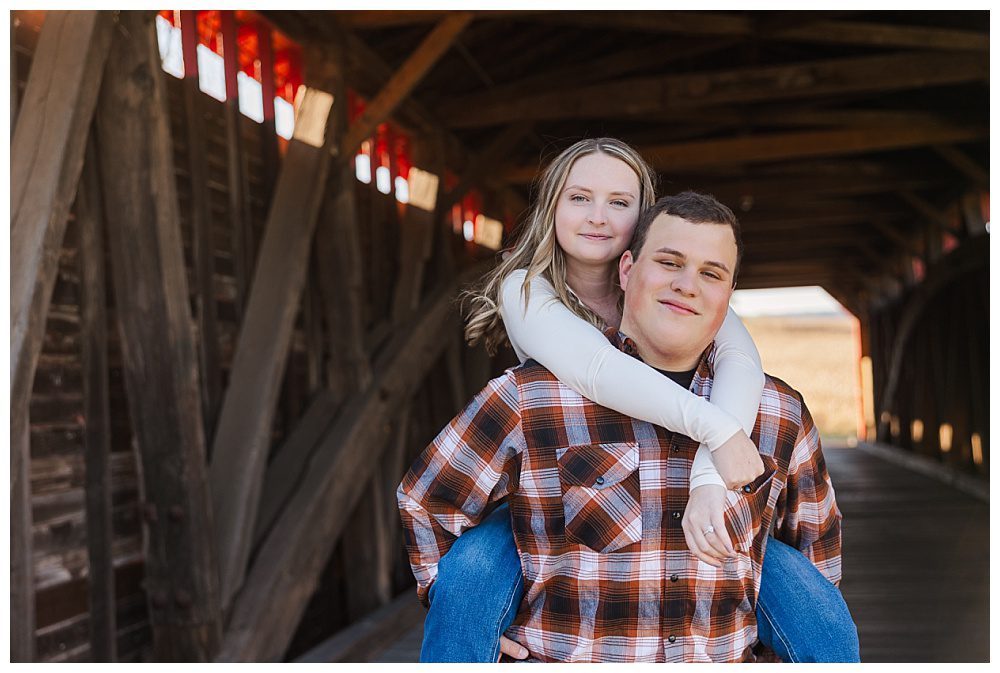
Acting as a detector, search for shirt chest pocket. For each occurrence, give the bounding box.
[557,442,642,554]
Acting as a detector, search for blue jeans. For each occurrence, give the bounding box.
[420,503,860,662]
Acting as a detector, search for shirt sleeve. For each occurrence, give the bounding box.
[499,269,743,458]
[772,396,844,586]
[689,307,766,490]
[397,372,525,606]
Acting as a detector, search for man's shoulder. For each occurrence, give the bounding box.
[759,373,808,428]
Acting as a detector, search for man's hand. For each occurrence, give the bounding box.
[712,431,764,489]
[499,636,529,660]
[682,484,736,567]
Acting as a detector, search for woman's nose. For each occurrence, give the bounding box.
[587,204,607,225]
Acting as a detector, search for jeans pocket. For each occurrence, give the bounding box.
[723,456,777,554]
[557,442,642,554]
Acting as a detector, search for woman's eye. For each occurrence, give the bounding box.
[569,194,587,203]
[611,199,630,208]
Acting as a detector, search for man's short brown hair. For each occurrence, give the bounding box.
[628,191,743,286]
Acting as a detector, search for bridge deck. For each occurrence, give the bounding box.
[359,445,989,663]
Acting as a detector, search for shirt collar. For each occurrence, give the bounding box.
[604,328,717,385]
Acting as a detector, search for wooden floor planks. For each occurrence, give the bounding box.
[367,445,989,663]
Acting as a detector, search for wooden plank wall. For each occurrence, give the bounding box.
[16,10,504,662]
[868,241,989,476]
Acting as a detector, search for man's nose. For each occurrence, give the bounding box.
[670,268,698,296]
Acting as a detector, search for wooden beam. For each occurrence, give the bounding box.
[933,145,988,187]
[216,262,491,662]
[897,191,949,232]
[339,12,473,158]
[9,10,114,662]
[252,391,340,546]
[209,67,341,609]
[529,11,988,51]
[293,590,424,663]
[877,242,987,438]
[221,10,254,320]
[439,51,987,127]
[95,11,221,661]
[613,124,985,174]
[180,10,222,439]
[77,135,117,662]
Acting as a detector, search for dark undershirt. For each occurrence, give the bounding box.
[655,366,697,391]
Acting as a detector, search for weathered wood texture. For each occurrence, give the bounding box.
[441,51,988,127]
[9,10,114,662]
[208,79,340,611]
[77,136,117,662]
[180,10,223,439]
[95,11,221,661]
[870,241,989,474]
[217,262,489,662]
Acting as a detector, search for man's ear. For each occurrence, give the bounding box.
[619,250,634,292]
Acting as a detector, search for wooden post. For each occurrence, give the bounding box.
[77,135,117,662]
[209,50,341,611]
[257,19,280,205]
[180,10,223,440]
[9,10,114,661]
[94,11,221,660]
[221,10,254,320]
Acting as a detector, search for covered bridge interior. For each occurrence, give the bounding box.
[10,9,989,663]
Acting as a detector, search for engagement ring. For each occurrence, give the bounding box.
[703,525,715,535]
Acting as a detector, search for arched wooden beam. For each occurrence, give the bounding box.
[876,241,987,439]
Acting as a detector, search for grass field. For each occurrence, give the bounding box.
[742,314,862,441]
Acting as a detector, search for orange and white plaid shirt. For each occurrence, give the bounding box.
[398,332,842,662]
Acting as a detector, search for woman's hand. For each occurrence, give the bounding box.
[682,484,736,567]
[712,430,764,489]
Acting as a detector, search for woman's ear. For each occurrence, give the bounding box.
[618,250,634,292]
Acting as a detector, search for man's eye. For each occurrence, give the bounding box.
[702,271,722,280]
[659,260,680,268]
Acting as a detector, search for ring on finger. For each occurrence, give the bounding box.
[702,524,715,535]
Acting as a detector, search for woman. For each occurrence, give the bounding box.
[420,138,858,663]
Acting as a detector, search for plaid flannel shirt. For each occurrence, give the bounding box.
[398,331,842,662]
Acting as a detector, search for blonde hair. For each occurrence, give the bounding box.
[463,138,657,354]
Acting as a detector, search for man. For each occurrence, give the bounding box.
[398,192,843,662]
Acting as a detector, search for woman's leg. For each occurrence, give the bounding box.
[755,536,861,662]
[419,503,524,662]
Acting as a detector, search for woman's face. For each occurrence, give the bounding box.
[554,152,642,270]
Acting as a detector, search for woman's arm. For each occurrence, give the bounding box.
[688,307,766,490]
[499,270,743,453]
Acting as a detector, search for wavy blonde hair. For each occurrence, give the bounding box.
[463,138,657,354]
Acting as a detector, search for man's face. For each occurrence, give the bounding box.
[618,213,738,370]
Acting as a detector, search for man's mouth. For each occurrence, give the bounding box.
[659,299,699,315]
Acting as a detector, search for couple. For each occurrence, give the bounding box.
[397,138,859,663]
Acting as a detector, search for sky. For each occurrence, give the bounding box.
[730,286,849,318]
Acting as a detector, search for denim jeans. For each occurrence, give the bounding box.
[420,503,860,662]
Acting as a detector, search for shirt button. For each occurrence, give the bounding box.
[595,476,605,486]
[668,635,677,644]
[671,511,681,519]
[670,573,678,582]
[742,484,753,493]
